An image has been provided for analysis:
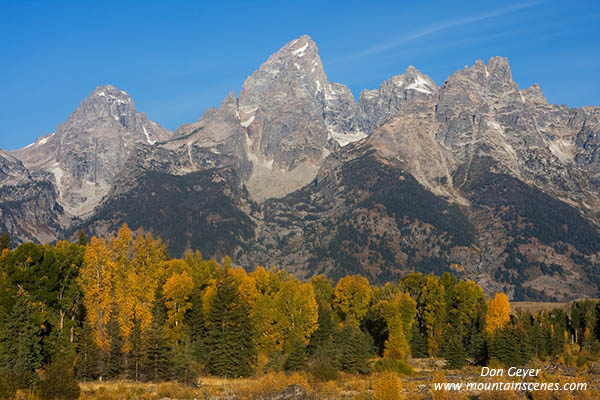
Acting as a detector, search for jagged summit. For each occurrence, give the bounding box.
[447,56,518,95]
[522,82,548,104]
[9,84,170,217]
[4,38,600,302]
[356,65,439,133]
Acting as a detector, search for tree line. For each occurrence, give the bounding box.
[0,225,599,398]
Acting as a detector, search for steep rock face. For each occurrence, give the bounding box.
[132,35,368,203]
[153,93,252,179]
[0,150,64,242]
[10,85,171,217]
[237,35,365,200]
[356,66,440,133]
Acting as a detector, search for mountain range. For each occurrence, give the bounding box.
[2,35,600,301]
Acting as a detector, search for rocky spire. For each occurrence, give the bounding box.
[357,65,439,133]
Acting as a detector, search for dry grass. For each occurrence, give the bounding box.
[79,380,203,400]
[74,368,600,399]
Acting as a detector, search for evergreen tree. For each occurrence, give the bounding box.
[77,229,89,246]
[0,232,11,251]
[106,314,124,379]
[171,335,198,384]
[409,324,427,358]
[443,326,467,369]
[75,322,99,380]
[284,340,308,371]
[128,319,143,381]
[186,288,208,363]
[468,323,486,365]
[308,301,339,361]
[206,272,256,377]
[337,324,373,374]
[142,287,172,381]
[0,290,44,388]
[487,326,533,366]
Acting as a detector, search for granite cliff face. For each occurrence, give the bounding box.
[0,150,64,243]
[10,85,171,217]
[2,36,600,301]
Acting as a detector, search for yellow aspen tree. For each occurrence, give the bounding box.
[251,266,282,295]
[420,275,446,356]
[163,270,194,343]
[373,371,404,400]
[202,282,217,318]
[485,292,511,335]
[130,230,167,335]
[109,224,136,351]
[79,236,115,351]
[380,292,416,360]
[274,279,319,353]
[384,316,411,360]
[333,275,372,326]
[251,293,281,356]
[250,266,270,294]
[230,267,248,285]
[238,273,259,309]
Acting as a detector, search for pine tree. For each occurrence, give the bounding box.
[0,290,44,388]
[337,324,373,374]
[171,335,198,384]
[186,288,208,363]
[75,322,99,380]
[307,300,341,375]
[307,301,338,358]
[77,229,89,246]
[142,287,172,381]
[106,313,124,379]
[468,323,486,365]
[409,324,427,358]
[206,272,256,377]
[0,232,12,251]
[284,340,308,371]
[128,319,143,381]
[443,326,467,369]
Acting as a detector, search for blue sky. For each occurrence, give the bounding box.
[1,0,599,150]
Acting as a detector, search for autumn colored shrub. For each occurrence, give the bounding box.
[373,371,403,400]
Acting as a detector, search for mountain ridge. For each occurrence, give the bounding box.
[2,35,600,301]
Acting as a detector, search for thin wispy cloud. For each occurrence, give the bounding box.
[328,0,548,64]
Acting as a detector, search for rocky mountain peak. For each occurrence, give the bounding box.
[67,85,137,130]
[356,66,439,133]
[522,82,548,104]
[238,35,327,117]
[449,56,517,94]
[231,35,364,200]
[9,84,170,217]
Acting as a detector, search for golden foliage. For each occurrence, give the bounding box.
[333,275,372,326]
[79,236,115,350]
[162,269,194,343]
[373,371,404,400]
[80,225,168,352]
[379,292,417,360]
[485,292,511,335]
[274,279,319,353]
